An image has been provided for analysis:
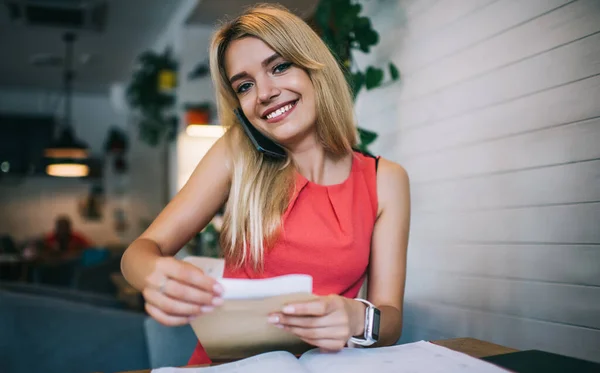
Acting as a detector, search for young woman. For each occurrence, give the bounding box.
[120,4,410,365]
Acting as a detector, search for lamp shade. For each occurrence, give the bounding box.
[46,162,89,177]
[45,127,89,159]
[45,127,90,177]
[44,32,90,178]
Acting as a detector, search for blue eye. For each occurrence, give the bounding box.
[273,62,292,74]
[236,82,252,94]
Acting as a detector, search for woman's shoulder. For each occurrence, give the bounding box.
[201,125,243,173]
[377,157,408,183]
[374,157,410,216]
[352,151,408,183]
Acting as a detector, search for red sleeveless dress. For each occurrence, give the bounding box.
[188,151,379,364]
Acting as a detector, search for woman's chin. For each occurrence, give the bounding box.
[265,118,315,145]
[276,133,316,151]
[269,125,297,142]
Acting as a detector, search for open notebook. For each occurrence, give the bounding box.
[183,257,318,359]
[152,340,510,373]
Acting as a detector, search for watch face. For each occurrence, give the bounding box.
[372,308,381,340]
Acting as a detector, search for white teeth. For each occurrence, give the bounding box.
[266,103,294,119]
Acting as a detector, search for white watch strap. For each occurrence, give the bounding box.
[353,298,376,308]
[349,298,377,346]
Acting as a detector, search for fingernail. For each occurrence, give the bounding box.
[200,306,214,313]
[188,316,197,322]
[275,324,284,329]
[212,297,224,306]
[268,315,279,323]
[213,283,224,294]
[282,305,294,314]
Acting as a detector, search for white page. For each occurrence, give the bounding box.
[184,257,313,300]
[298,341,509,373]
[151,351,310,373]
[218,274,312,300]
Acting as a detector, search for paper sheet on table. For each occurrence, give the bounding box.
[152,340,510,373]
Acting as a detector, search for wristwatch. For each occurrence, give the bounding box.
[349,298,381,346]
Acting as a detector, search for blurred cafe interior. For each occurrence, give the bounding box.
[1,0,599,373]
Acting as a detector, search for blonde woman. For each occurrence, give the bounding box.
[120,4,410,365]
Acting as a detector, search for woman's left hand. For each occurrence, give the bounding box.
[267,295,365,352]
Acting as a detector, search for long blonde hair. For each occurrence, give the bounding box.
[211,4,357,269]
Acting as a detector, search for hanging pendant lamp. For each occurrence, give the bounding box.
[45,32,90,177]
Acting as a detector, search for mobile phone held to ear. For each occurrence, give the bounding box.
[234,108,287,159]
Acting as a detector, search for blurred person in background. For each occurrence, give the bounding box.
[42,215,92,261]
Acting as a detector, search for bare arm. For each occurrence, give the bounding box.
[120,133,234,325]
[366,157,410,346]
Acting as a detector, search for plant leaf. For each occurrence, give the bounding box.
[389,63,400,81]
[351,71,365,98]
[365,66,384,90]
[314,0,332,30]
[358,127,378,146]
[364,28,379,46]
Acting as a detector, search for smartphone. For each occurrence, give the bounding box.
[234,108,287,159]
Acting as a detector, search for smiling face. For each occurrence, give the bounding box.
[224,36,318,148]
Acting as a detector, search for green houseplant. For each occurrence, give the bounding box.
[126,47,179,206]
[126,48,178,147]
[311,0,400,154]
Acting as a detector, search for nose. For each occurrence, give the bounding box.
[256,76,280,104]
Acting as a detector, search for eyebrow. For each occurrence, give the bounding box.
[228,53,282,85]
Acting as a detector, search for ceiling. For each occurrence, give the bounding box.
[0,0,318,95]
[185,0,319,27]
[0,0,187,94]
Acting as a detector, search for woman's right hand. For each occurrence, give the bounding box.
[142,256,224,326]
[122,135,233,325]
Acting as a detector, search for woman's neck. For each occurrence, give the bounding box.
[291,146,326,184]
[288,134,352,185]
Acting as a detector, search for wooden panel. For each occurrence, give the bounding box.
[359,0,600,366]
[358,0,405,36]
[403,272,600,329]
[357,0,600,133]
[400,0,600,99]
[401,0,441,19]
[355,83,402,137]
[410,203,600,243]
[391,32,600,128]
[403,117,600,182]
[363,0,439,28]
[396,0,498,44]
[399,75,600,156]
[412,160,600,210]
[407,243,600,286]
[395,0,573,73]
[402,301,600,362]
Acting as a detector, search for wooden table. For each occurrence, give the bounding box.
[120,337,518,373]
[431,337,518,358]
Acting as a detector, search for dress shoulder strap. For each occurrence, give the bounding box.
[353,149,380,172]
